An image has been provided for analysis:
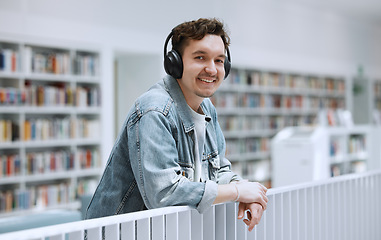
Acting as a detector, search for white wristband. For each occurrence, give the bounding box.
[233,183,240,202]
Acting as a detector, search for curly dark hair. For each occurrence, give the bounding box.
[171,18,231,55]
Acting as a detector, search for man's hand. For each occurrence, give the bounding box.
[237,202,264,231]
[234,181,268,210]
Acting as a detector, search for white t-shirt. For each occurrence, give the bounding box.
[188,105,207,182]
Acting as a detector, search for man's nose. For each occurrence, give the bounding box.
[204,61,217,75]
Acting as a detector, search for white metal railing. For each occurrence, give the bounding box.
[1,169,380,240]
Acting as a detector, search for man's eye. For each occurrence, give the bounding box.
[216,59,224,63]
[195,56,204,60]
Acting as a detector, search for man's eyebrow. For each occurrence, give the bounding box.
[192,50,226,58]
[192,50,207,55]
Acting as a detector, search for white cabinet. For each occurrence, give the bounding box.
[271,126,370,187]
[0,38,102,216]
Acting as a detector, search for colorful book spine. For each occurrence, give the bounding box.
[0,48,20,72]
[0,183,75,213]
[74,54,99,76]
[26,150,75,175]
[0,154,21,178]
[23,117,72,141]
[77,148,101,169]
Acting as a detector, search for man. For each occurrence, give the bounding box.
[86,18,268,231]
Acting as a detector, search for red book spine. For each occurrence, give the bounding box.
[86,150,92,168]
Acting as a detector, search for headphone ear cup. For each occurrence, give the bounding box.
[224,56,231,79]
[164,50,183,79]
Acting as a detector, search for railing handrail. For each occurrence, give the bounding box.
[0,205,193,240]
[267,169,381,194]
[1,169,380,240]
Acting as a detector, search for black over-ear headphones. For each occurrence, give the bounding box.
[163,30,231,80]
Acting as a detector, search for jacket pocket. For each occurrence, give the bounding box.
[207,155,220,181]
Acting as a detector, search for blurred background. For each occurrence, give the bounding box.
[0,0,381,232]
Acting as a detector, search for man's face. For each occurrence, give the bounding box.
[177,34,226,105]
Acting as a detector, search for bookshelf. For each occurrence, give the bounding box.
[211,67,346,187]
[0,38,102,216]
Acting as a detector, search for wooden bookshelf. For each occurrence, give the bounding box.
[0,39,102,215]
[211,68,347,187]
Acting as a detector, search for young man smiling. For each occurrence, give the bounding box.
[86,18,268,231]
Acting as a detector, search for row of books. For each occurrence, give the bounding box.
[23,46,100,76]
[322,109,354,127]
[227,70,346,92]
[218,116,269,132]
[76,178,98,198]
[218,115,316,132]
[0,48,20,72]
[73,54,100,76]
[25,148,100,175]
[23,117,101,141]
[0,148,100,178]
[225,137,270,156]
[212,92,345,109]
[0,154,21,178]
[0,119,19,142]
[75,119,101,139]
[0,117,100,143]
[77,148,101,169]
[331,161,366,177]
[24,117,71,141]
[25,47,70,75]
[231,159,271,183]
[0,183,70,213]
[329,135,367,157]
[348,135,366,154]
[0,85,101,107]
[0,178,98,213]
[25,150,74,175]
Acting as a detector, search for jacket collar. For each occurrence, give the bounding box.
[163,75,211,133]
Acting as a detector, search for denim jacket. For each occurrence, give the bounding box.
[86,75,241,219]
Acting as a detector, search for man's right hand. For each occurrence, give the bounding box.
[234,181,268,210]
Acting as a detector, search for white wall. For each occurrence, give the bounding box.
[1,0,381,158]
[114,53,163,137]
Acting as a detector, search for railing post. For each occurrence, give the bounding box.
[49,234,64,240]
[152,215,165,240]
[87,227,102,240]
[226,202,237,240]
[283,191,291,240]
[137,218,150,239]
[298,188,306,240]
[166,213,178,240]
[203,205,215,240]
[274,193,283,240]
[191,209,203,240]
[236,207,246,240]
[306,187,314,240]
[215,204,227,240]
[120,221,135,240]
[104,224,119,240]
[68,230,83,240]
[178,210,191,240]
